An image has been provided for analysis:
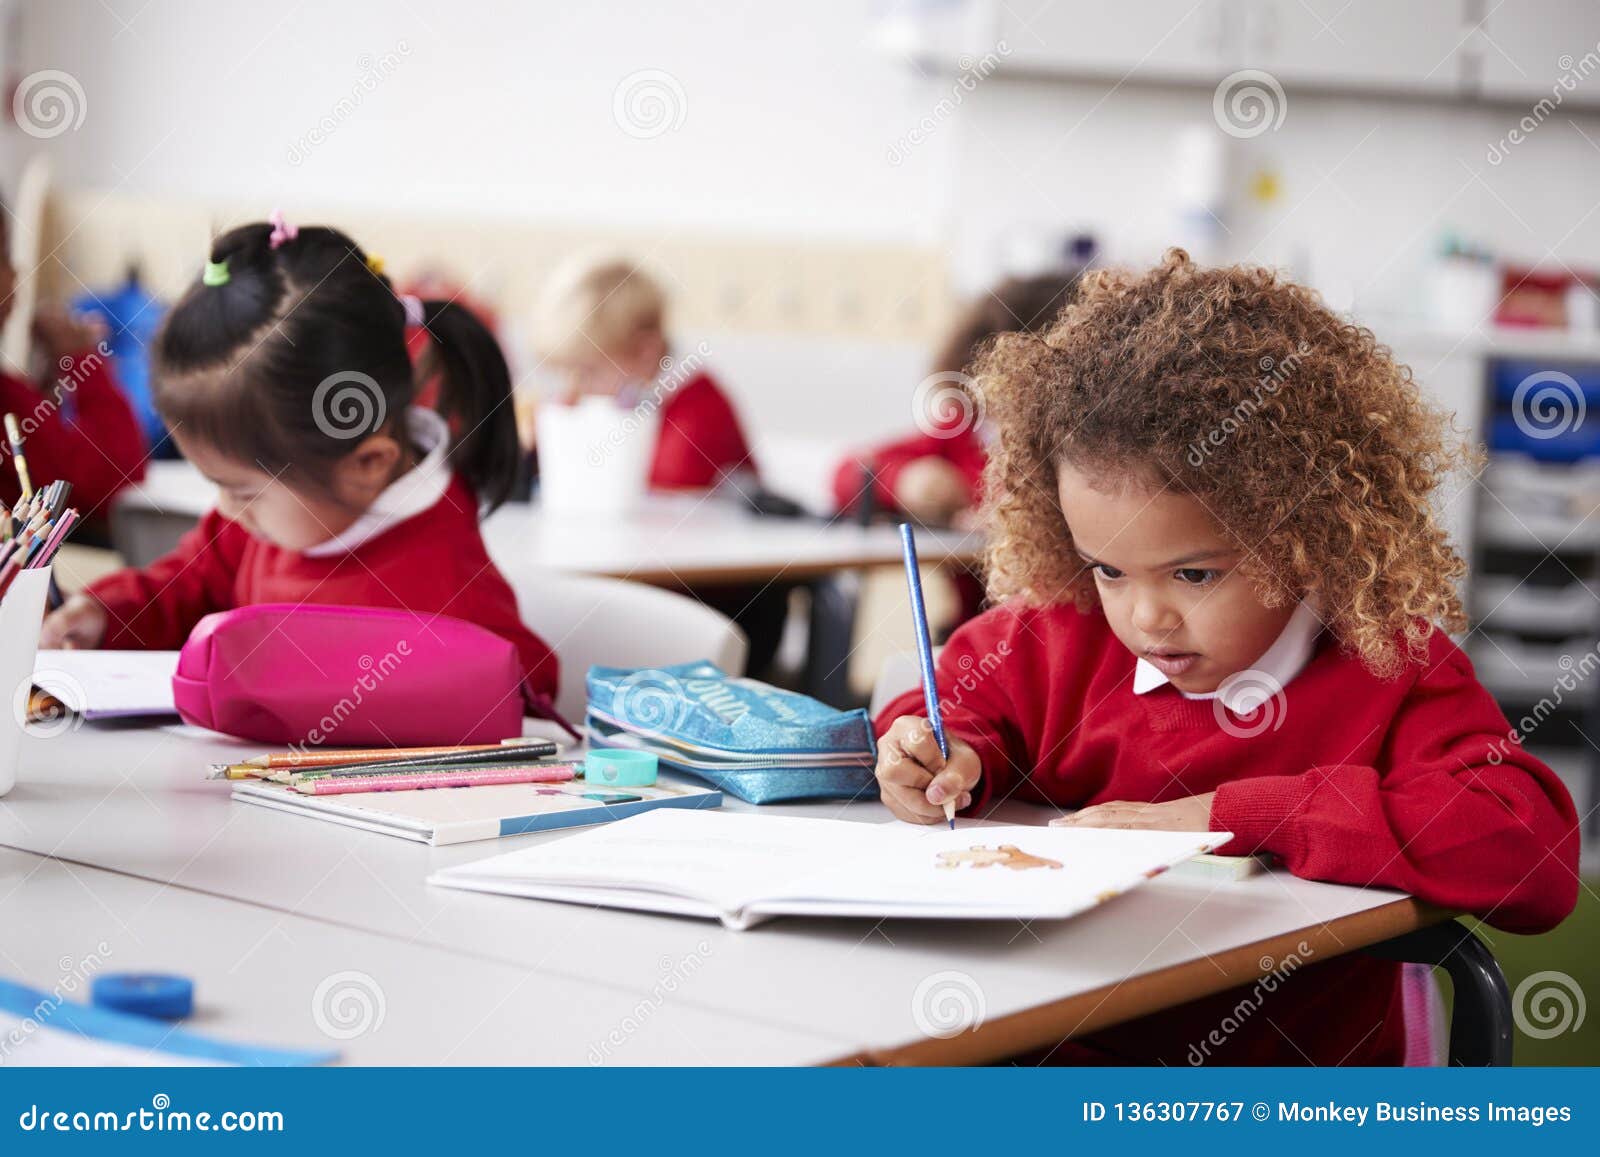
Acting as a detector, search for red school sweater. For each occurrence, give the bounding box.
[84,476,558,706]
[650,371,759,490]
[831,424,987,516]
[0,350,146,518]
[875,601,1580,1066]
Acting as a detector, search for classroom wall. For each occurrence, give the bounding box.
[6,0,949,241]
[8,0,1600,437]
[945,78,1600,318]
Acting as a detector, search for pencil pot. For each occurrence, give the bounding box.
[0,567,54,797]
[172,603,527,747]
[535,397,659,514]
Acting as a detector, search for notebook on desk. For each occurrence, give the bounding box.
[234,776,722,846]
[430,809,1231,929]
[32,649,180,719]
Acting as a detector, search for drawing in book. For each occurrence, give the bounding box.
[935,844,1063,872]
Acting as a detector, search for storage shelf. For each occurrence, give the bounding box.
[1476,504,1600,553]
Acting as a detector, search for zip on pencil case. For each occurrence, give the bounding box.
[584,660,877,804]
[583,713,872,768]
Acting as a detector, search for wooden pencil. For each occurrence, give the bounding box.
[4,414,32,500]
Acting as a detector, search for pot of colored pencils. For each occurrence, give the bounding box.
[2,413,81,603]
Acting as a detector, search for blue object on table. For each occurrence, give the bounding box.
[2,976,333,1064]
[898,523,948,760]
[72,273,170,455]
[584,749,658,786]
[91,972,194,1020]
[585,661,877,803]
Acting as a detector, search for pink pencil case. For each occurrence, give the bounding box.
[173,603,527,746]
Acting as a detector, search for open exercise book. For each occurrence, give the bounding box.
[33,649,179,719]
[430,809,1232,930]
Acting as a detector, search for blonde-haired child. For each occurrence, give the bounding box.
[532,256,756,489]
[531,256,786,673]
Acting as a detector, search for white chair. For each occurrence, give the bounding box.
[868,649,940,717]
[510,571,749,725]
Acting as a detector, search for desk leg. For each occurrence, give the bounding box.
[1586,688,1600,841]
[1365,920,1512,1066]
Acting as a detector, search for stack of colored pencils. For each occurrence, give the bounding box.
[205,738,577,795]
[1,412,79,602]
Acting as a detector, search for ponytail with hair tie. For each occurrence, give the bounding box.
[153,218,524,515]
[267,208,298,250]
[410,296,520,513]
[400,293,426,329]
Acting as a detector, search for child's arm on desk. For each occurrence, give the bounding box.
[1207,645,1579,934]
[1053,792,1216,832]
[63,510,246,649]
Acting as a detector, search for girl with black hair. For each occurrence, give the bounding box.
[42,216,559,708]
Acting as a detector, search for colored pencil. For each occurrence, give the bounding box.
[290,763,577,796]
[206,737,556,779]
[302,749,570,780]
[4,414,32,500]
[30,509,77,566]
[279,756,571,785]
[899,522,955,829]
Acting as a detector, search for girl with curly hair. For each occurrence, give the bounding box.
[874,250,1578,1066]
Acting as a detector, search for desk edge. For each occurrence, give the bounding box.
[828,896,1451,1067]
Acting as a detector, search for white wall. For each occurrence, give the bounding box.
[7,0,949,240]
[947,77,1600,317]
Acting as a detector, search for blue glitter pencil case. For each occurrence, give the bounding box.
[584,661,878,804]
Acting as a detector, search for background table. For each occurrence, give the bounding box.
[109,461,983,585]
[0,719,1436,1065]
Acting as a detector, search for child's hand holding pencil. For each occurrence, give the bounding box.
[875,715,981,826]
[886,522,982,826]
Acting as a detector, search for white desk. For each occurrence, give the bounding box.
[111,461,983,585]
[0,720,1430,1065]
[111,460,217,520]
[0,847,846,1064]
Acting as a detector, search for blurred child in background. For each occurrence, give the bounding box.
[531,257,785,676]
[833,272,1079,632]
[0,208,147,533]
[831,272,1078,528]
[532,258,757,489]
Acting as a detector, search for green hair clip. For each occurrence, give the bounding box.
[201,258,231,287]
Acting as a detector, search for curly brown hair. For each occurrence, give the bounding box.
[974,249,1473,677]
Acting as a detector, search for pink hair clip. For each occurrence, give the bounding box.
[267,208,299,250]
[400,294,426,328]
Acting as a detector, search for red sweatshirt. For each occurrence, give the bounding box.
[84,476,558,707]
[876,601,1580,1066]
[0,350,146,517]
[831,425,986,515]
[650,371,758,490]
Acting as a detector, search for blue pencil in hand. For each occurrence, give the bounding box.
[898,523,955,829]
